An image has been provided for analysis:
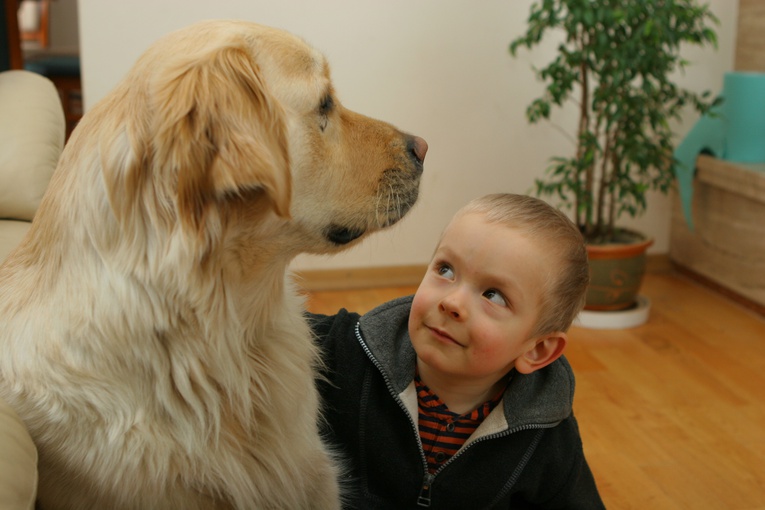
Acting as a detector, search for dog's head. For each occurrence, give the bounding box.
[83,20,425,269]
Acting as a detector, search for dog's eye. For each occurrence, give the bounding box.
[319,95,334,115]
[318,95,334,132]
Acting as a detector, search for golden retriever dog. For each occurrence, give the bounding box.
[0,20,426,509]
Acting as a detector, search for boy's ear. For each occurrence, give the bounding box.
[514,333,568,375]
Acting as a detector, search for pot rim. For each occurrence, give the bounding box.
[586,237,654,260]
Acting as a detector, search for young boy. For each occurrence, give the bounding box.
[310,193,605,509]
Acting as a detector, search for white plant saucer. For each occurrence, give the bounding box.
[575,295,651,330]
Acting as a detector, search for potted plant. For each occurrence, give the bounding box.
[509,0,721,311]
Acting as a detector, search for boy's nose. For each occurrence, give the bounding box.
[439,292,466,320]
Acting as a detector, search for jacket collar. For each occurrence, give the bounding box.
[357,295,574,430]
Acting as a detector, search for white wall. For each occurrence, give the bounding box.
[77,0,738,271]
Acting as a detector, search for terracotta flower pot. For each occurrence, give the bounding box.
[585,235,654,311]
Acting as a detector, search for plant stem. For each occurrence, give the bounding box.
[577,28,590,231]
[596,125,612,237]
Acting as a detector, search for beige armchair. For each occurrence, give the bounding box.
[0,397,37,510]
[0,68,64,262]
[0,69,64,510]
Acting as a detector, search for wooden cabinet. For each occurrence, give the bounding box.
[670,155,765,311]
[669,0,765,314]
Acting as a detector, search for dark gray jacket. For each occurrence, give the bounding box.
[310,295,605,509]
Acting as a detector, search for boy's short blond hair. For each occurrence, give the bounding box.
[455,193,589,336]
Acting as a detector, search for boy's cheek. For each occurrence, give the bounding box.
[408,297,422,333]
[408,292,432,336]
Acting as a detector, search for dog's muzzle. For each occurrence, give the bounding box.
[324,135,428,246]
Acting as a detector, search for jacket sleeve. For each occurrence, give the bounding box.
[306,309,358,346]
[305,311,338,344]
[305,309,361,382]
[534,414,606,510]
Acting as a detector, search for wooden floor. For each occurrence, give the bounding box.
[304,266,765,509]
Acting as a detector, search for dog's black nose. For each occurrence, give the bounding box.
[409,136,428,164]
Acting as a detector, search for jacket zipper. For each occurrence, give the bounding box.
[354,323,558,508]
[354,324,434,503]
[414,423,558,507]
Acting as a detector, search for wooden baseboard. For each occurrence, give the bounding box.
[296,254,672,292]
[672,262,765,317]
[295,264,427,291]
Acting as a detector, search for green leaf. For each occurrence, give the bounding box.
[508,0,720,241]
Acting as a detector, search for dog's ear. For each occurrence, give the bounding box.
[152,42,291,234]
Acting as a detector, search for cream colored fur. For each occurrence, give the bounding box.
[0,20,424,509]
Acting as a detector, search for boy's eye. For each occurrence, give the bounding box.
[484,289,507,307]
[436,264,454,279]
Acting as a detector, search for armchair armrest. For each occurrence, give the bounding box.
[0,69,65,221]
[0,396,37,510]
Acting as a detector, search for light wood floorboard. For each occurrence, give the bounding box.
[303,267,765,509]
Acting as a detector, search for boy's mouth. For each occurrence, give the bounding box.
[427,325,463,347]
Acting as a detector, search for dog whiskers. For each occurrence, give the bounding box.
[375,169,419,228]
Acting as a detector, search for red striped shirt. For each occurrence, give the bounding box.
[415,371,507,473]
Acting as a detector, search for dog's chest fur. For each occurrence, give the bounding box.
[2,270,327,509]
